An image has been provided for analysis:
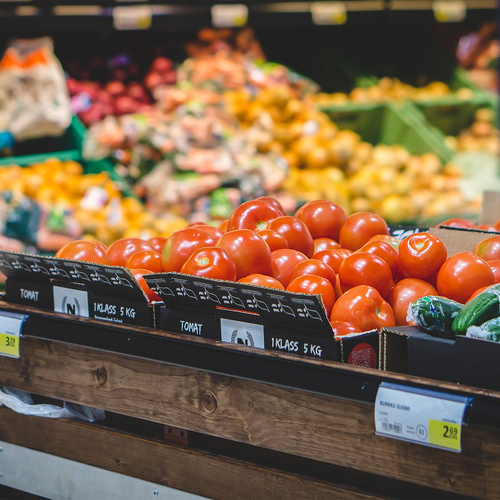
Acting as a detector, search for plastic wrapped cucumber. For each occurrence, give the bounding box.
[466,317,500,342]
[452,284,500,335]
[407,295,463,337]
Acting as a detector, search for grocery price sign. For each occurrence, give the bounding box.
[375,382,471,452]
[310,2,347,25]
[433,1,466,22]
[0,312,28,359]
[211,4,248,28]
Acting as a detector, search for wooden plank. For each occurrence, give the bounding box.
[0,337,498,499]
[0,407,389,500]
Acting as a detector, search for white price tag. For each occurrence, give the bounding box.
[211,4,248,28]
[375,382,470,452]
[53,286,90,317]
[311,2,347,25]
[220,318,265,349]
[0,312,28,359]
[113,5,152,30]
[433,1,466,22]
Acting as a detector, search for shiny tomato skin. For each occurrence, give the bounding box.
[313,238,341,254]
[125,250,164,273]
[358,240,401,279]
[476,224,497,232]
[227,200,282,232]
[388,278,438,326]
[294,199,346,240]
[313,248,352,274]
[148,236,168,253]
[437,252,495,303]
[467,285,490,302]
[180,247,236,281]
[238,274,285,290]
[289,259,336,287]
[255,196,285,215]
[398,232,447,280]
[329,320,362,338]
[330,285,395,331]
[218,219,229,233]
[339,212,389,251]
[162,228,216,272]
[55,240,112,266]
[488,260,500,283]
[270,249,308,287]
[189,223,224,240]
[258,229,289,252]
[338,252,394,298]
[287,275,336,316]
[474,235,500,261]
[107,238,155,268]
[130,269,161,302]
[368,234,402,251]
[438,218,476,229]
[268,216,314,258]
[217,229,272,280]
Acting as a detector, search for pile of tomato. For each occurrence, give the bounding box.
[55,197,500,338]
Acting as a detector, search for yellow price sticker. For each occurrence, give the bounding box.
[0,332,20,358]
[429,419,461,451]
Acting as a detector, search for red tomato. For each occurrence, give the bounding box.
[488,260,500,283]
[339,212,389,251]
[476,224,497,232]
[368,234,401,251]
[289,259,336,287]
[162,228,216,272]
[270,248,308,287]
[55,240,112,266]
[255,196,285,215]
[330,285,395,331]
[338,252,393,298]
[437,252,495,303]
[125,250,164,273]
[474,235,500,261]
[329,320,362,338]
[398,232,447,280]
[227,200,282,232]
[238,274,285,290]
[313,248,352,274]
[107,238,155,267]
[189,223,224,240]
[258,229,289,252]
[438,218,476,229]
[313,237,341,254]
[294,199,346,241]
[358,240,401,279]
[217,229,272,280]
[218,219,229,233]
[130,268,161,302]
[148,236,168,253]
[268,216,314,258]
[387,278,438,326]
[180,247,236,281]
[467,285,490,302]
[287,275,336,316]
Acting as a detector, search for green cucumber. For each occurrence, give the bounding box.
[466,317,500,342]
[408,295,463,335]
[452,284,500,335]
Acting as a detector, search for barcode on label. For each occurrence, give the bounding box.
[381,422,402,434]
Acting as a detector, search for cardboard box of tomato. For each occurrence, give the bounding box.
[0,250,158,327]
[144,272,380,365]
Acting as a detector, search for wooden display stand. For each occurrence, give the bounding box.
[0,302,499,499]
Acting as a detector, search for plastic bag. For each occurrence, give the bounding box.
[0,37,71,141]
[0,387,106,422]
[466,317,500,342]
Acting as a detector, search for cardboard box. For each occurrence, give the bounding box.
[382,326,500,391]
[0,250,156,327]
[146,272,379,365]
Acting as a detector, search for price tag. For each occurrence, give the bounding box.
[375,382,470,452]
[211,4,248,28]
[113,5,152,30]
[311,2,347,25]
[220,318,265,349]
[432,1,466,22]
[0,312,28,359]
